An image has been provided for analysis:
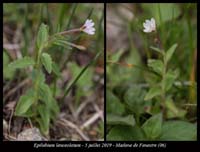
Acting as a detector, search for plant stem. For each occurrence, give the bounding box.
[161,52,167,118]
[34,47,43,106]
[48,28,82,43]
[154,30,166,117]
[155,31,163,51]
[36,48,42,68]
[56,28,81,36]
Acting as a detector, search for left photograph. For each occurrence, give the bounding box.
[3,3,104,141]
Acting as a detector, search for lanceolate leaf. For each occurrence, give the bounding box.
[52,62,61,77]
[41,53,52,74]
[147,59,164,75]
[37,23,49,49]
[38,82,59,118]
[38,83,52,105]
[165,98,187,119]
[144,85,162,100]
[165,43,178,63]
[8,56,35,70]
[107,114,135,127]
[162,69,179,91]
[150,46,164,55]
[37,105,50,135]
[50,98,59,121]
[3,50,14,79]
[31,69,45,84]
[15,94,35,116]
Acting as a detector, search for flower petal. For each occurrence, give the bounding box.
[143,23,149,29]
[82,19,95,35]
[143,18,156,33]
[143,28,151,33]
[151,18,155,26]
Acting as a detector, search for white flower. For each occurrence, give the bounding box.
[81,19,95,35]
[143,18,156,33]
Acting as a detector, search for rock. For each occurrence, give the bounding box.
[17,127,47,141]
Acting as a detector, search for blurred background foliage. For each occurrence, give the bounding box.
[106,3,197,140]
[107,3,196,104]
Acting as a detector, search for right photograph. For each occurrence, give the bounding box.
[106,3,197,141]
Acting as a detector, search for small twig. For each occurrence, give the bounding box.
[4,78,31,101]
[8,109,14,136]
[81,112,102,129]
[58,118,90,141]
[92,102,104,121]
[68,102,76,120]
[75,99,92,119]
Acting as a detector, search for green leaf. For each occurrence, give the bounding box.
[166,98,187,119]
[124,87,148,114]
[150,46,164,55]
[106,90,125,115]
[18,108,35,117]
[31,69,45,84]
[3,50,14,79]
[36,105,50,136]
[49,98,59,121]
[110,49,124,62]
[107,114,135,127]
[147,59,164,74]
[165,43,178,63]
[38,82,59,120]
[68,62,93,88]
[37,23,49,49]
[144,71,161,86]
[41,53,52,74]
[162,69,179,91]
[53,39,72,50]
[15,93,35,116]
[62,52,101,103]
[160,121,197,141]
[8,56,35,70]
[144,85,162,101]
[38,83,52,106]
[142,113,162,140]
[107,125,145,141]
[52,62,61,77]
